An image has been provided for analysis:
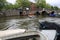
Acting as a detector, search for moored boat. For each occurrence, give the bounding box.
[0,29,56,40]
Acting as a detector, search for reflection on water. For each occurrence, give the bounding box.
[0,16,44,30]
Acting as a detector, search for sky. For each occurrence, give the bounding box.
[6,0,16,4]
[6,0,60,8]
[29,0,60,8]
[46,0,60,8]
[29,0,36,3]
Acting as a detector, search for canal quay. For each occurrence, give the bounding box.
[0,16,44,30]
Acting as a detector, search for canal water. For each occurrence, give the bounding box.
[0,16,44,30]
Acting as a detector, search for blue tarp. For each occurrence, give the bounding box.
[49,14,56,17]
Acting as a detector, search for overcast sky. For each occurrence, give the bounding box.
[46,0,60,8]
[6,0,60,8]
[29,0,60,8]
[6,0,16,4]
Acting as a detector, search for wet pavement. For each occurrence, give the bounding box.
[0,16,44,30]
